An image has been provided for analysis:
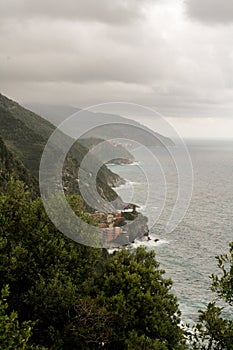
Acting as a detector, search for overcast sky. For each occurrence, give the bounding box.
[1,0,233,138]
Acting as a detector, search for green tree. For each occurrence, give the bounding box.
[69,247,187,349]
[0,285,33,350]
[212,243,233,306]
[189,242,233,349]
[0,178,187,349]
[66,296,113,349]
[0,179,102,348]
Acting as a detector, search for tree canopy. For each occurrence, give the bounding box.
[69,247,186,349]
[0,179,102,348]
[0,179,187,349]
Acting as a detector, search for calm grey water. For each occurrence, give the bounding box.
[108,140,233,323]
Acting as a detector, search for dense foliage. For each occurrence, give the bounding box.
[0,179,102,348]
[0,179,187,349]
[0,135,38,195]
[189,243,233,349]
[0,285,34,350]
[69,248,186,349]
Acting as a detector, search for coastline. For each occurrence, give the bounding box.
[105,161,161,249]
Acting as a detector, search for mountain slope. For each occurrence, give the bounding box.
[79,137,135,164]
[0,135,38,195]
[0,105,46,177]
[25,103,174,147]
[0,94,55,140]
[0,93,121,203]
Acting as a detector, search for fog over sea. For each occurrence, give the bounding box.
[108,140,233,324]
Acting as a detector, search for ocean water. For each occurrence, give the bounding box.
[108,140,233,324]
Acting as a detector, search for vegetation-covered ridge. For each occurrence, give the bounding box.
[0,135,38,195]
[0,93,122,203]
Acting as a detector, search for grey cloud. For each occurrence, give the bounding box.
[185,0,233,24]
[0,0,153,25]
[1,0,233,126]
[0,50,165,85]
[0,17,173,86]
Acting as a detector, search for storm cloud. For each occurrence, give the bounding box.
[185,0,233,24]
[0,0,233,137]
[0,0,154,24]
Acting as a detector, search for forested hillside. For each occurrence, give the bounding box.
[0,93,121,202]
[0,135,38,195]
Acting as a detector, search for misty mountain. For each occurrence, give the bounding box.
[24,103,174,147]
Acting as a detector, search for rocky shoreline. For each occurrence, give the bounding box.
[105,161,161,249]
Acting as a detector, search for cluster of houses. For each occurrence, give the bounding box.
[92,204,149,246]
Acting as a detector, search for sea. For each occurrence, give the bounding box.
[108,139,233,324]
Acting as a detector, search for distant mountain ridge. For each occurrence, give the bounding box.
[24,103,174,147]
